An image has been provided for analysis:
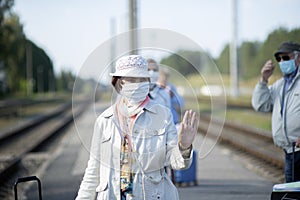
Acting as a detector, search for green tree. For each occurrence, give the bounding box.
[0,9,56,96]
[215,27,300,80]
[56,70,75,92]
[0,14,55,95]
[239,41,261,79]
[160,50,202,76]
[0,14,26,94]
[0,0,14,27]
[29,40,55,93]
[215,44,230,74]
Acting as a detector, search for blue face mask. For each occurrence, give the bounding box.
[279,59,297,75]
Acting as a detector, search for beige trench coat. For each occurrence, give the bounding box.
[76,101,192,200]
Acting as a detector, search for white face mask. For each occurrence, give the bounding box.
[120,82,149,105]
[148,71,159,83]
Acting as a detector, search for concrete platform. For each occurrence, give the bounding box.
[25,101,274,200]
[178,133,274,199]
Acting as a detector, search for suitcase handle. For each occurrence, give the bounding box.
[14,176,42,200]
[292,142,296,182]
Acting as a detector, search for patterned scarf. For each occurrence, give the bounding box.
[117,95,150,118]
[114,96,150,196]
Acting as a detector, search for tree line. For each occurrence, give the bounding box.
[1,0,299,97]
[161,27,300,80]
[0,0,77,97]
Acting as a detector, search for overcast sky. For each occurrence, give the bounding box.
[13,0,300,78]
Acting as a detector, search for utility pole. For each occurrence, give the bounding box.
[26,42,33,96]
[230,0,239,97]
[110,17,116,73]
[129,0,138,55]
[0,61,6,94]
[37,65,44,94]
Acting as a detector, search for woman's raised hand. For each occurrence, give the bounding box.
[178,110,199,150]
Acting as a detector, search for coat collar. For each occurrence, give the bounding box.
[102,100,157,118]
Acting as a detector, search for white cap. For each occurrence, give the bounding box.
[110,55,150,77]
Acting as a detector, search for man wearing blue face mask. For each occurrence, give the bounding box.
[252,41,300,183]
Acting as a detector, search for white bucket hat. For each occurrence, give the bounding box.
[110,55,150,77]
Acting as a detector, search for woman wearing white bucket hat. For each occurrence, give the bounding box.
[76,55,199,200]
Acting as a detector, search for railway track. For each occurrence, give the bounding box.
[0,96,285,197]
[0,98,66,118]
[198,114,285,182]
[0,99,89,189]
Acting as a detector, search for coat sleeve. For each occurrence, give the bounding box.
[164,110,192,170]
[251,81,274,112]
[75,118,101,200]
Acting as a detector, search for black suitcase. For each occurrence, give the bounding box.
[271,192,300,200]
[14,176,42,200]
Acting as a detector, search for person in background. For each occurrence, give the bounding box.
[252,41,300,183]
[158,67,185,126]
[147,58,171,109]
[76,55,199,200]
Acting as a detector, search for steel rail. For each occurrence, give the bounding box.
[0,100,88,183]
[199,114,284,169]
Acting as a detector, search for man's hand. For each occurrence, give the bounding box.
[260,60,275,82]
[178,110,199,150]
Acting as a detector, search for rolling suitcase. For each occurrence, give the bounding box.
[173,151,197,186]
[271,182,300,200]
[14,176,42,200]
